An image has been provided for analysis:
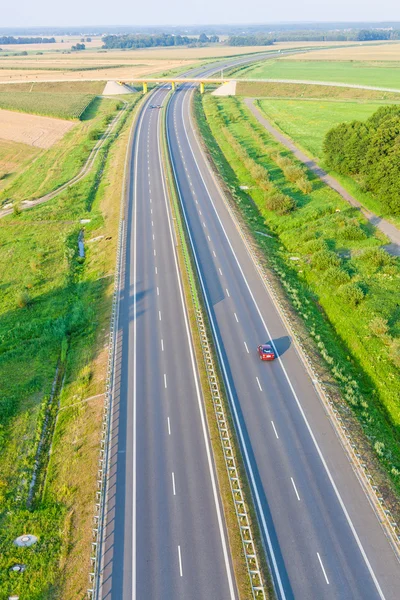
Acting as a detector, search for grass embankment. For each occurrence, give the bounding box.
[0,97,122,206]
[194,93,400,497]
[161,100,273,599]
[255,98,400,224]
[0,93,141,599]
[0,91,95,119]
[232,58,400,89]
[236,80,400,101]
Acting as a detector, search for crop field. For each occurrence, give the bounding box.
[236,80,400,101]
[0,139,41,190]
[0,91,95,119]
[0,92,141,599]
[234,59,400,90]
[196,93,400,497]
[0,108,75,148]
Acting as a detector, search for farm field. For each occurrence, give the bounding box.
[0,108,75,148]
[234,59,400,90]
[0,91,95,119]
[0,41,371,84]
[196,93,400,499]
[0,91,141,599]
[0,139,41,190]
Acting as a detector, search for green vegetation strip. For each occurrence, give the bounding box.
[194,92,400,503]
[0,94,141,598]
[161,95,274,600]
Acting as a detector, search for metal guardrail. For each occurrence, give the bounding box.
[161,98,267,599]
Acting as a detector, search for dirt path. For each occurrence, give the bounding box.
[245,98,400,255]
[0,97,128,220]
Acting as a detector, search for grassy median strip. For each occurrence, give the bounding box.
[193,91,400,520]
[0,94,141,599]
[160,96,275,600]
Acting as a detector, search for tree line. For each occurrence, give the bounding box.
[102,33,218,49]
[228,35,274,46]
[324,105,400,214]
[0,36,55,44]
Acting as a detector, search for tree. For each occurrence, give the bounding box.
[199,33,209,43]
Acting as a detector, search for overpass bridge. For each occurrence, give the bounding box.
[117,78,232,94]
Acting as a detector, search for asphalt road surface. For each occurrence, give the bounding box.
[99,86,237,599]
[165,84,400,600]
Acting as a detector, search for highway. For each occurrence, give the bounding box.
[99,86,236,599]
[98,49,312,600]
[165,83,400,599]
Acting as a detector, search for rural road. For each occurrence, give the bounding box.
[244,98,400,254]
[165,81,400,599]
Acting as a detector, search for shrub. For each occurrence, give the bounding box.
[275,153,292,169]
[265,191,296,215]
[297,176,313,194]
[89,129,102,141]
[370,316,389,338]
[339,282,365,306]
[284,164,304,183]
[311,249,340,271]
[324,266,351,286]
[359,247,392,271]
[389,339,400,368]
[338,223,367,241]
[302,238,326,254]
[17,290,32,308]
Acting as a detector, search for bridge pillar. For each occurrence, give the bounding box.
[200,81,205,94]
[171,81,176,91]
[142,82,148,94]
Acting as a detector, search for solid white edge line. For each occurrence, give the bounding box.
[160,100,237,600]
[169,90,286,600]
[317,552,330,585]
[182,87,386,600]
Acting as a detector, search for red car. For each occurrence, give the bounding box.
[257,343,276,361]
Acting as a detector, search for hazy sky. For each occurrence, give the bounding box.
[3,0,400,28]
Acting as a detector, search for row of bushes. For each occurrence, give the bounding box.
[324,105,400,215]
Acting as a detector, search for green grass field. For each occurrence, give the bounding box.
[0,94,141,598]
[234,59,400,90]
[256,98,388,159]
[0,91,95,119]
[196,92,400,495]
